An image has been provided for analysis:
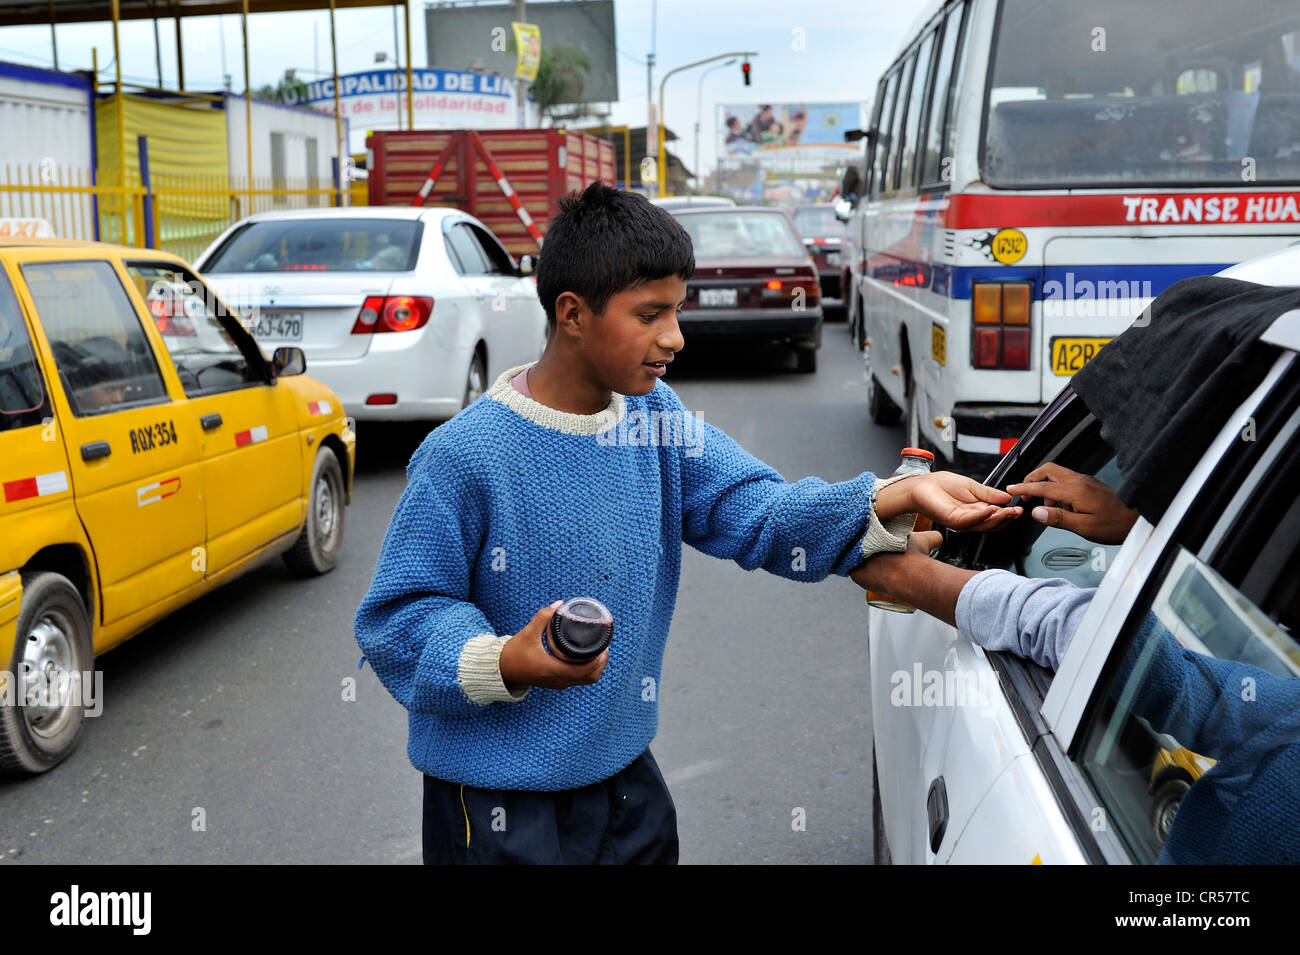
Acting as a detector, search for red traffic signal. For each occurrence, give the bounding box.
[741,61,751,86]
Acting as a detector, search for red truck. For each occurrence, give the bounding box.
[365,128,616,256]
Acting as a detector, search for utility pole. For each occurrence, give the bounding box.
[645,0,656,183]
[516,0,527,127]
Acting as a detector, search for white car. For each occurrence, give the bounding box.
[871,245,1300,864]
[195,207,547,423]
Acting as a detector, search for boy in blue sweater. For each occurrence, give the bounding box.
[353,182,1020,864]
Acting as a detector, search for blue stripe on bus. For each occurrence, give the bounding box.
[869,261,1234,300]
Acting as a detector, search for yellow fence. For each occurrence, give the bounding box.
[0,162,365,265]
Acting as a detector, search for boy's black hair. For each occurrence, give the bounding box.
[536,181,695,326]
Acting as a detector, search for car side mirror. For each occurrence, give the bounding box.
[517,253,536,276]
[272,346,306,377]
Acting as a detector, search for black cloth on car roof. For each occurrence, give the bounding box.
[1071,276,1300,524]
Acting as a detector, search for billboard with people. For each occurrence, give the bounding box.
[720,102,862,157]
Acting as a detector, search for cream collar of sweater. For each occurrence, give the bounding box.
[485,361,628,436]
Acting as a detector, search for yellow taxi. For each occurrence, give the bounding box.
[0,239,355,774]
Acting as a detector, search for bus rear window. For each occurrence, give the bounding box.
[984,0,1300,187]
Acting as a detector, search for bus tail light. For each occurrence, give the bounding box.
[971,282,1032,370]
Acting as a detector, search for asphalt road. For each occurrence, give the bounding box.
[0,319,908,864]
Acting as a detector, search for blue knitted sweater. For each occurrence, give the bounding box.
[353,361,907,790]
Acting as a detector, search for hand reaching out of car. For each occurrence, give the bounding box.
[1005,462,1138,545]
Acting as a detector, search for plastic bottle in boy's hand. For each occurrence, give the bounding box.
[546,597,614,662]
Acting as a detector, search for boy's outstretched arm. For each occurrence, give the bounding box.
[670,388,1017,580]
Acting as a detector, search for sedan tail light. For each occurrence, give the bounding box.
[970,281,1031,370]
[351,295,434,334]
[760,275,820,306]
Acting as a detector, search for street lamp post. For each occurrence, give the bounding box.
[658,51,756,197]
[694,58,735,196]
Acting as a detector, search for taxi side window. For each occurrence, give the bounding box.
[1017,449,1126,591]
[1073,544,1300,864]
[125,262,263,397]
[23,260,168,416]
[0,267,51,432]
[1074,415,1300,865]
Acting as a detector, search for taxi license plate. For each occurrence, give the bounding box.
[1050,337,1111,375]
[255,311,303,340]
[698,288,738,307]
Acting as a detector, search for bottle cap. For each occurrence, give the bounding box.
[901,447,935,460]
[548,597,614,662]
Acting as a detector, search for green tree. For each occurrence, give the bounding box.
[531,45,595,125]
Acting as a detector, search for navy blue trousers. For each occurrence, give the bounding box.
[422,748,679,865]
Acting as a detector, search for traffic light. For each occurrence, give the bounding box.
[742,60,751,86]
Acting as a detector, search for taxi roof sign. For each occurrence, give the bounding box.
[0,218,53,238]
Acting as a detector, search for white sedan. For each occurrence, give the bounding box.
[195,206,547,423]
[870,244,1300,864]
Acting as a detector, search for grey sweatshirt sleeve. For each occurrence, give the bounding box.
[953,569,1098,671]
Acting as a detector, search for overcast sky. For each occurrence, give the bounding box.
[0,0,927,177]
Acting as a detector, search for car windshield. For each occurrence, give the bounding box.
[984,0,1300,186]
[201,218,422,273]
[791,207,845,237]
[675,211,807,258]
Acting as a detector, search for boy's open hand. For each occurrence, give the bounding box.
[498,600,610,691]
[904,472,1022,531]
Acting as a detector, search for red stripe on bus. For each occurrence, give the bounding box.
[945,192,1300,230]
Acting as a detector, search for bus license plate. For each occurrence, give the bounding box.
[1051,337,1111,375]
[931,323,946,366]
[255,311,303,340]
[699,288,738,308]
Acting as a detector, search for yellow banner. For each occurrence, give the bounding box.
[512,22,541,82]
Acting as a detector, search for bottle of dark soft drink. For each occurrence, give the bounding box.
[867,448,934,614]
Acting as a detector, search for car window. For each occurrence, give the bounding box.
[125,262,264,397]
[467,224,517,275]
[1074,543,1300,864]
[675,212,806,258]
[1073,391,1300,864]
[22,260,169,416]
[445,223,490,276]
[897,29,938,190]
[869,70,900,199]
[201,218,422,272]
[1016,436,1126,591]
[886,52,917,193]
[922,1,970,185]
[791,207,845,236]
[0,267,50,433]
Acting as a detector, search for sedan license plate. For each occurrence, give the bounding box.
[825,251,841,266]
[1050,336,1111,375]
[255,311,303,340]
[698,288,738,308]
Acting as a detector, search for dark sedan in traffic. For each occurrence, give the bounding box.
[669,207,823,373]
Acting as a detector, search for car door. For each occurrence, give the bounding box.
[441,220,495,373]
[122,260,302,579]
[872,383,1120,863]
[1021,350,1300,865]
[464,221,542,368]
[15,255,206,627]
